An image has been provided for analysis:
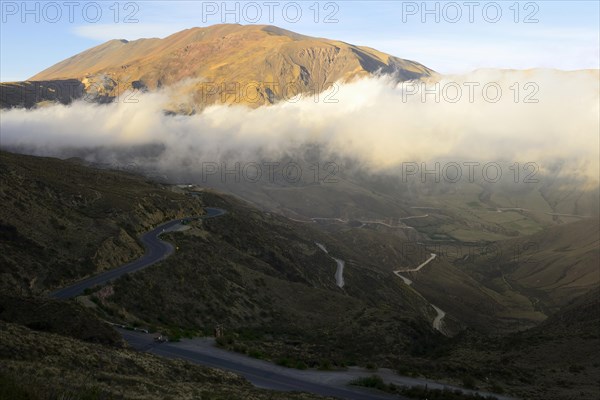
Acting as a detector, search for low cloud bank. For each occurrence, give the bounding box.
[1,69,598,184]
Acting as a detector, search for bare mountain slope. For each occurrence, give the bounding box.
[29,24,434,109]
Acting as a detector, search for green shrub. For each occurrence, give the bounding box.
[0,373,36,400]
[215,335,235,347]
[462,374,477,389]
[317,359,333,371]
[247,349,265,359]
[350,375,387,391]
[399,385,498,400]
[232,344,247,354]
[276,358,293,368]
[294,361,308,370]
[490,382,504,394]
[365,362,378,371]
[568,364,585,373]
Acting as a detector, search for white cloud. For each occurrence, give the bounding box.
[1,70,598,183]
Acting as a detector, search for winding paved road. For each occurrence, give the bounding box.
[120,329,515,400]
[394,253,436,274]
[431,305,446,332]
[122,329,402,400]
[315,242,345,288]
[49,208,511,400]
[49,207,226,299]
[392,253,447,334]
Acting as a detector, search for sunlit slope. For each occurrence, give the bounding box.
[30,24,435,108]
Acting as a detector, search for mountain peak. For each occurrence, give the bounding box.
[30,24,435,110]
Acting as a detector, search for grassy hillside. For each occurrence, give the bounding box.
[439,288,600,400]
[0,152,332,399]
[0,295,123,346]
[0,150,438,367]
[206,165,597,333]
[0,321,327,400]
[99,190,441,368]
[0,151,205,295]
[1,151,597,400]
[460,218,599,314]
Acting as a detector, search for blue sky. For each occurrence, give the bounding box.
[1,1,598,81]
